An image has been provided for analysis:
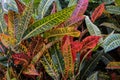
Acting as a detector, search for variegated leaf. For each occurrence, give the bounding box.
[38,0,54,19]
[102,34,120,53]
[61,36,74,77]
[16,2,33,41]
[40,52,59,79]
[22,6,75,40]
[43,27,80,38]
[85,16,101,36]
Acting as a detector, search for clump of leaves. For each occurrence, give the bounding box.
[0,0,120,80]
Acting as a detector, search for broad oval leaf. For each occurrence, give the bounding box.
[106,6,120,15]
[22,6,75,40]
[72,0,88,16]
[102,34,120,53]
[38,0,54,19]
[43,27,80,38]
[91,3,105,22]
[85,16,101,36]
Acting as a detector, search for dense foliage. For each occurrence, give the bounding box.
[0,0,120,80]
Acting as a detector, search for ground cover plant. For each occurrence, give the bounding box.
[0,0,120,80]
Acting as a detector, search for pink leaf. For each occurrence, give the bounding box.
[51,1,57,14]
[72,0,89,16]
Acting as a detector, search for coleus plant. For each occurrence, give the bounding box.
[0,0,120,80]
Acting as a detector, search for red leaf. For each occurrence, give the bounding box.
[80,36,101,60]
[91,3,105,22]
[72,0,89,16]
[71,41,83,61]
[4,14,8,25]
[51,1,57,14]
[12,53,30,66]
[23,64,39,76]
[15,0,26,14]
[81,36,100,49]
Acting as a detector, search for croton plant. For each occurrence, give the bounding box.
[0,0,120,80]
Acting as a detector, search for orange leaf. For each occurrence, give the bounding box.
[23,64,39,76]
[106,62,120,69]
[0,33,17,48]
[12,53,30,66]
[91,3,105,22]
[61,36,74,77]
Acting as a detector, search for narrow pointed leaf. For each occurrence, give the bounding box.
[38,0,54,19]
[80,51,104,80]
[49,44,64,76]
[100,22,120,32]
[43,27,80,38]
[40,52,59,79]
[106,62,120,69]
[91,3,105,22]
[15,0,26,14]
[23,64,39,76]
[23,6,75,40]
[61,36,74,77]
[16,3,33,41]
[102,34,120,53]
[72,0,88,16]
[51,2,57,14]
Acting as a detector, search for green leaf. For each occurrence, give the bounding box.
[43,27,80,38]
[38,0,54,19]
[0,9,6,33]
[115,0,120,6]
[68,0,77,7]
[106,6,120,15]
[102,34,120,53]
[54,0,62,11]
[40,52,59,80]
[80,50,104,80]
[16,2,33,41]
[22,6,75,40]
[100,22,120,32]
[49,44,64,77]
[85,16,101,36]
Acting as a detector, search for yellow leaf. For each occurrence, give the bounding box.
[0,33,17,48]
[106,62,120,69]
